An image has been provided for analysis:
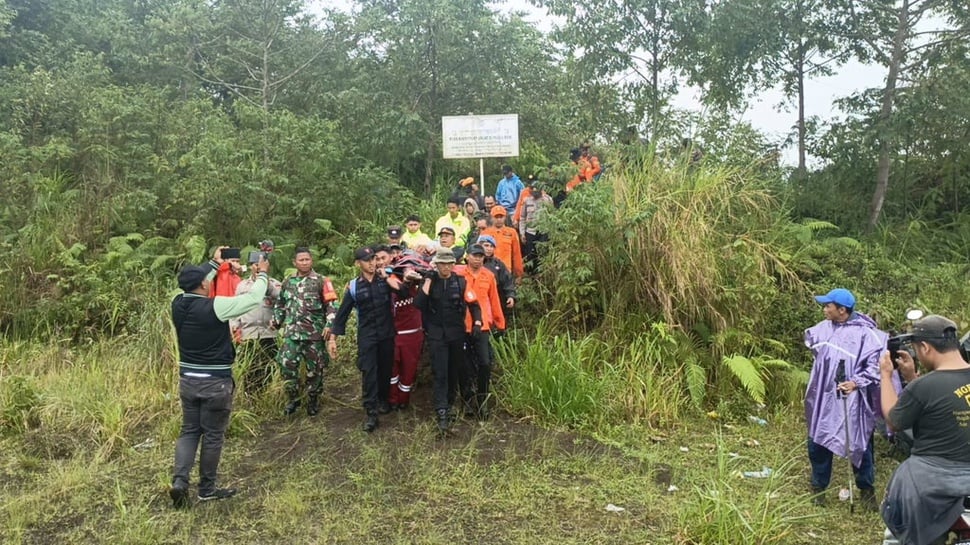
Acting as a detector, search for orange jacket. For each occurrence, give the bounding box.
[583,154,601,180]
[566,157,592,192]
[512,187,534,225]
[461,265,506,332]
[481,225,524,277]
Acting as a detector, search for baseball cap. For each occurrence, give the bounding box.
[259,239,275,252]
[178,265,210,291]
[491,205,508,218]
[459,176,475,187]
[910,315,959,341]
[467,244,486,256]
[814,288,855,309]
[387,226,402,239]
[438,226,456,237]
[354,246,376,261]
[477,235,497,247]
[432,247,456,264]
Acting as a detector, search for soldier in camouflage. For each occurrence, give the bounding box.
[272,247,338,417]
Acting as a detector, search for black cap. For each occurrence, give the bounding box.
[387,226,402,239]
[438,226,456,236]
[467,244,486,255]
[354,247,376,261]
[178,265,209,291]
[911,315,959,341]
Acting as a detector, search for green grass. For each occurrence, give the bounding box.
[1,337,894,545]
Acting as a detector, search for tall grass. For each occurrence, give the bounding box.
[675,437,817,544]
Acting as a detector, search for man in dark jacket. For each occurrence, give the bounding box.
[415,247,482,432]
[331,246,410,432]
[169,248,270,508]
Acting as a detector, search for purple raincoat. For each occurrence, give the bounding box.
[804,312,888,467]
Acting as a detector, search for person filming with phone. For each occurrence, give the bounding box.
[880,315,970,545]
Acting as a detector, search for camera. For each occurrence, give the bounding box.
[887,332,915,369]
[248,251,266,264]
[222,247,241,260]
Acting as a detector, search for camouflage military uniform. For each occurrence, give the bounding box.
[273,271,338,401]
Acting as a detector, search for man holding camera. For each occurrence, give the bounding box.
[880,315,970,545]
[169,248,270,507]
[804,288,887,509]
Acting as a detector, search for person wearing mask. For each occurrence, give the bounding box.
[169,248,270,507]
[414,248,482,432]
[879,315,970,545]
[804,288,887,509]
[330,247,411,432]
[272,248,339,417]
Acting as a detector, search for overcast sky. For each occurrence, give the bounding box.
[316,0,890,166]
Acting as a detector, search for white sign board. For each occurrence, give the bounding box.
[442,114,519,159]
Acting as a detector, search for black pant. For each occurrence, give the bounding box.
[429,336,467,412]
[358,337,394,414]
[463,332,492,410]
[173,376,234,495]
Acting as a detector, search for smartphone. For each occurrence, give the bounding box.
[248,251,266,264]
[222,248,241,260]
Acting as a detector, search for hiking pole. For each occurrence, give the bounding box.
[835,359,854,513]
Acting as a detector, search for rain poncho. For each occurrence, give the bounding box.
[804,312,888,467]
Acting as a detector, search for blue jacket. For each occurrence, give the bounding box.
[495,174,523,210]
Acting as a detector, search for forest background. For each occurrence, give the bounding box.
[1,0,969,543]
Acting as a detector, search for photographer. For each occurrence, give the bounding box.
[880,315,970,545]
[169,248,270,507]
[804,288,887,509]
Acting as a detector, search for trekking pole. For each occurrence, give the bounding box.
[835,359,854,513]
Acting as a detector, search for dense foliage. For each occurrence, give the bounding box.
[1,0,968,414]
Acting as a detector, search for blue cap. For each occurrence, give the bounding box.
[477,235,497,247]
[814,288,855,309]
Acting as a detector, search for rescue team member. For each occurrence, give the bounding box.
[169,248,270,508]
[401,214,434,254]
[482,206,524,279]
[434,196,471,247]
[460,244,506,419]
[415,247,482,432]
[272,247,339,417]
[478,235,516,325]
[330,246,411,432]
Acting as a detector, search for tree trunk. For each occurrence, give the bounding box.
[867,0,909,231]
[796,40,806,178]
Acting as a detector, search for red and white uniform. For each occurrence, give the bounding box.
[388,285,424,407]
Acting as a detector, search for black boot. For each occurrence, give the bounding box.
[306,396,319,416]
[283,398,301,416]
[811,486,826,507]
[436,409,450,433]
[363,412,379,433]
[860,487,878,512]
